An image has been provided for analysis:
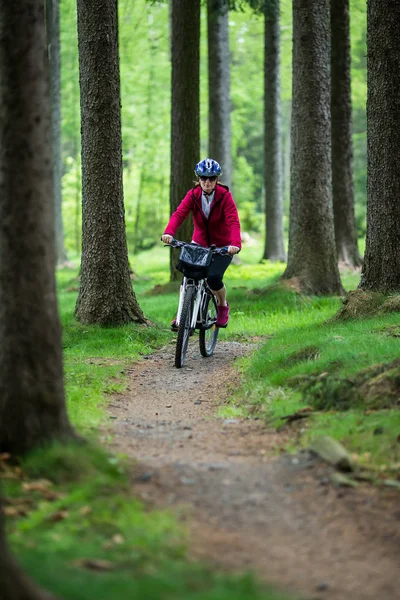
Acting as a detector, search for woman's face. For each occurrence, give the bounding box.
[199,176,218,194]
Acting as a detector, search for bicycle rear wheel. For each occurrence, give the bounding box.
[175,286,195,368]
[199,292,219,357]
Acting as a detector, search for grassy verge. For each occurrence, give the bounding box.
[5,239,399,599]
[212,254,400,480]
[59,243,400,477]
[3,243,292,599]
[3,444,285,600]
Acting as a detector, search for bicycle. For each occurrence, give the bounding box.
[164,239,229,368]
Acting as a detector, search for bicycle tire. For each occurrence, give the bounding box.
[175,285,195,368]
[199,292,219,357]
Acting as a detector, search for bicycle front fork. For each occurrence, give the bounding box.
[176,278,204,330]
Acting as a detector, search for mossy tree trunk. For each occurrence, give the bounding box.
[0,2,69,596]
[169,0,200,281]
[263,0,286,263]
[331,0,362,267]
[281,0,343,295]
[0,0,76,455]
[358,0,400,293]
[207,0,232,190]
[75,0,145,323]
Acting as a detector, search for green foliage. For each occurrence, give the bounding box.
[5,443,286,599]
[7,240,399,598]
[222,257,400,471]
[60,0,367,253]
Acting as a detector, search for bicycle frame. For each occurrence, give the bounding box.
[162,238,228,367]
[176,277,206,331]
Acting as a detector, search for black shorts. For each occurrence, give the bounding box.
[206,254,232,291]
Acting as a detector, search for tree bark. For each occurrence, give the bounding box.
[263,0,286,262]
[169,0,200,281]
[282,100,291,214]
[0,0,76,454]
[331,0,362,267]
[281,0,343,295]
[133,24,158,255]
[75,0,145,324]
[358,0,400,293]
[46,0,68,266]
[0,501,57,600]
[207,0,232,190]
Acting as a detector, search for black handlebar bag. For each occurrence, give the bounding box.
[176,244,213,279]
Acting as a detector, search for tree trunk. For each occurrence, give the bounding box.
[169,0,200,281]
[207,0,232,190]
[282,100,291,214]
[0,0,76,454]
[281,0,343,295]
[46,0,68,266]
[359,0,400,293]
[75,0,146,324]
[331,0,362,267]
[263,0,286,262]
[133,22,158,255]
[0,502,57,600]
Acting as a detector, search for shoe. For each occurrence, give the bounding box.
[216,304,229,328]
[171,318,179,332]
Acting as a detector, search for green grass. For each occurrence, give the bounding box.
[58,240,400,476]
[210,250,400,475]
[4,444,287,600]
[5,237,399,599]
[3,240,295,599]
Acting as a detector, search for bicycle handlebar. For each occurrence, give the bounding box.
[161,238,229,255]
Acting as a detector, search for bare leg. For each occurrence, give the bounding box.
[213,285,227,307]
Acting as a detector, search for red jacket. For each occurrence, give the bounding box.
[164,184,242,249]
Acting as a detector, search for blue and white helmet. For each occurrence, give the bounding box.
[194,158,222,178]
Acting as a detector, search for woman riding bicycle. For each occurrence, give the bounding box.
[161,158,241,329]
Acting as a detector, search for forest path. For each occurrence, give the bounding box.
[106,341,400,600]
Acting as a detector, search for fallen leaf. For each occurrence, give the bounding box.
[3,505,30,517]
[79,505,92,516]
[48,510,69,523]
[75,559,114,572]
[112,534,125,545]
[23,479,53,493]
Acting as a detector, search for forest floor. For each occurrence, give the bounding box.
[105,340,400,600]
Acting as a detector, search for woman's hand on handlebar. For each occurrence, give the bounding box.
[161,234,173,244]
[228,245,240,255]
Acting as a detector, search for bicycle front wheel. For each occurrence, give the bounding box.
[199,292,219,357]
[175,286,195,368]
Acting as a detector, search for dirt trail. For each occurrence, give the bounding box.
[106,341,400,600]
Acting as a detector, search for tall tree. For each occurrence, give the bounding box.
[0,0,76,455]
[359,0,400,293]
[263,0,286,262]
[281,0,342,295]
[207,0,232,190]
[46,0,68,266]
[75,0,145,324]
[169,0,200,280]
[0,1,71,596]
[331,0,362,267]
